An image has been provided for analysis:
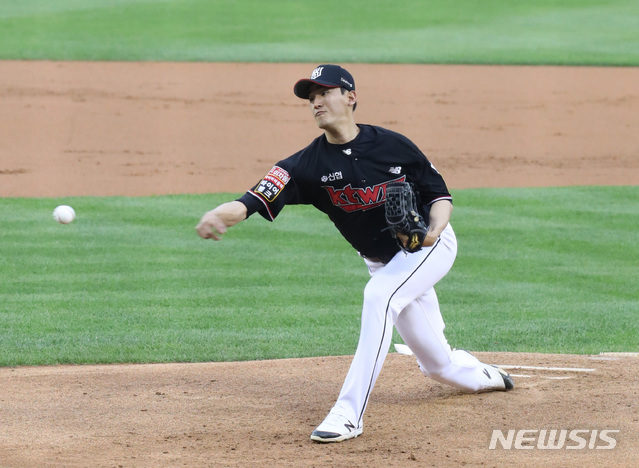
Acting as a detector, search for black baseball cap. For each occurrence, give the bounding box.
[293,64,355,99]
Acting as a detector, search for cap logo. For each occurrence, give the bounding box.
[341,77,353,88]
[310,66,324,79]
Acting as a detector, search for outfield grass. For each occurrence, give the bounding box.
[1,1,636,367]
[441,187,639,354]
[1,186,637,366]
[1,0,638,65]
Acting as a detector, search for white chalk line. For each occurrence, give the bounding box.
[394,344,414,355]
[498,365,596,373]
[509,374,573,380]
[599,352,639,357]
[395,343,596,372]
[393,344,596,376]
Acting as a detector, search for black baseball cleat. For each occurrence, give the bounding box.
[493,366,515,390]
[310,413,363,443]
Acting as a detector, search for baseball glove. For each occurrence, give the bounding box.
[384,181,429,253]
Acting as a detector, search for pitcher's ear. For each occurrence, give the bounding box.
[348,90,357,109]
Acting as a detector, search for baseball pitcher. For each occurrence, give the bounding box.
[196,64,514,443]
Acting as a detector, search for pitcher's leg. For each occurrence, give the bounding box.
[310,275,395,442]
[329,276,396,427]
[395,291,510,392]
[330,225,458,422]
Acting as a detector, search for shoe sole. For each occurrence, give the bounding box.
[494,366,515,390]
[310,427,363,443]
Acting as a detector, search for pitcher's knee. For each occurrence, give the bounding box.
[418,360,448,381]
[420,362,484,393]
[363,286,388,312]
[363,281,386,303]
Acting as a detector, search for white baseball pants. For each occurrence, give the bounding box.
[330,224,506,428]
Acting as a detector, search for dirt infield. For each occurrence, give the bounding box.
[2,61,638,197]
[1,62,638,467]
[1,353,638,468]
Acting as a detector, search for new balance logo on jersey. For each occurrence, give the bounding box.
[389,166,402,174]
[321,171,343,183]
[343,149,352,155]
[323,176,406,212]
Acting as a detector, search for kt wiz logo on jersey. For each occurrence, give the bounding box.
[324,176,406,212]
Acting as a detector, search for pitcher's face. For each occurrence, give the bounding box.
[308,85,355,130]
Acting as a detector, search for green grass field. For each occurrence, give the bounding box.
[1,1,637,366]
[1,187,637,366]
[1,0,639,65]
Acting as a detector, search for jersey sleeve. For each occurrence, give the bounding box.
[400,135,452,206]
[415,158,452,206]
[236,161,300,221]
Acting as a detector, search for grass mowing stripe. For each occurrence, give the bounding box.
[1,186,637,366]
[440,185,639,353]
[1,0,638,64]
[0,195,366,365]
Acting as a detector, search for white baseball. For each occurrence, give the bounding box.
[53,205,76,224]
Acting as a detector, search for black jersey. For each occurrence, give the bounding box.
[238,125,452,261]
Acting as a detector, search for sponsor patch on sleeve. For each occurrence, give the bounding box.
[252,165,291,202]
